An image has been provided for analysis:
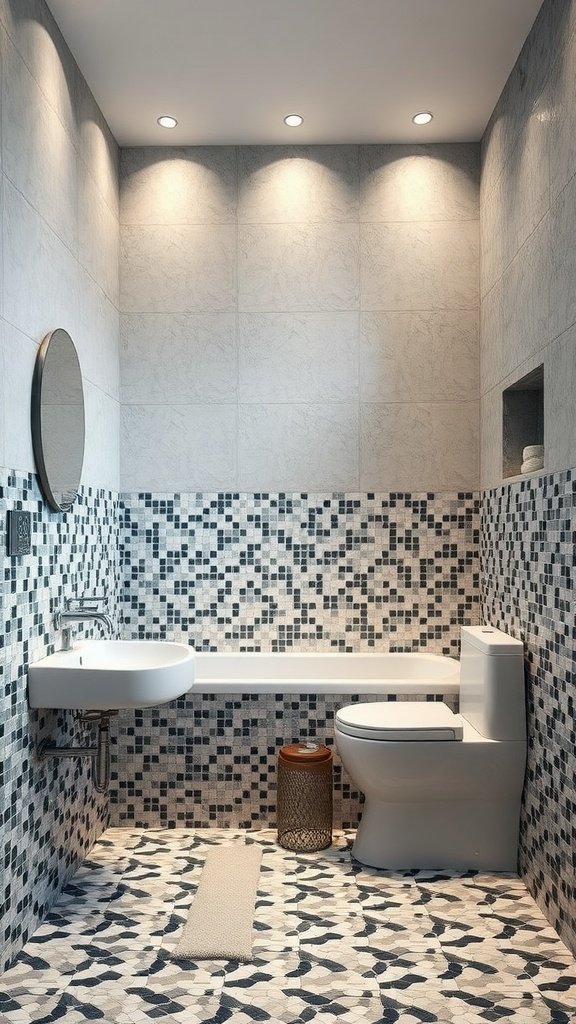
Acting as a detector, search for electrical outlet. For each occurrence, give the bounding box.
[7,510,31,556]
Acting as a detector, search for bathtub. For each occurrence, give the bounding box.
[192,651,459,695]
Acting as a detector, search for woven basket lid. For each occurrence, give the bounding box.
[279,742,332,764]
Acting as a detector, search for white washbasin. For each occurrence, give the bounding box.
[28,639,195,710]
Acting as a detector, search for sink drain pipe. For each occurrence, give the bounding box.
[37,711,116,793]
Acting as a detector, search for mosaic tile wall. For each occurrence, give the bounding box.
[111,490,478,827]
[110,691,458,830]
[481,468,576,955]
[0,470,121,973]
[120,491,480,654]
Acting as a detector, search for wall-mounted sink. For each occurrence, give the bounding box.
[28,640,194,710]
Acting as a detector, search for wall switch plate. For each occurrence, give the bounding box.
[7,510,31,556]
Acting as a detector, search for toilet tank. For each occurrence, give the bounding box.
[459,626,525,741]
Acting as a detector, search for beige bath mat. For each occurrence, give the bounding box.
[171,845,263,961]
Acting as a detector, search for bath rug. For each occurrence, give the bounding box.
[171,845,262,962]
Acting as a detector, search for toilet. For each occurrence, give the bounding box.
[335,626,526,870]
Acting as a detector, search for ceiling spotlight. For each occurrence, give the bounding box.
[157,115,178,129]
[412,111,433,125]
[284,113,303,127]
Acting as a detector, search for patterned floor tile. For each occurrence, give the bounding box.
[2,827,575,1024]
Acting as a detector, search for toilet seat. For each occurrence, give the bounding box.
[335,701,464,741]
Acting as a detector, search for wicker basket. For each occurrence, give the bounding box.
[277,742,333,852]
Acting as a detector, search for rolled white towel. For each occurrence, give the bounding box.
[521,457,544,474]
[523,444,544,461]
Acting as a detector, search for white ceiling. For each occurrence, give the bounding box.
[47,0,544,146]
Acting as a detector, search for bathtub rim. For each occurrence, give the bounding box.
[190,651,460,695]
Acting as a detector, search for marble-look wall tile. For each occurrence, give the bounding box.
[120,147,237,225]
[500,214,550,374]
[238,403,359,491]
[549,172,576,343]
[82,384,120,492]
[1,28,78,252]
[0,322,37,473]
[480,280,504,395]
[76,73,119,218]
[121,224,236,313]
[479,384,503,491]
[238,222,360,312]
[121,312,237,404]
[360,310,478,403]
[78,160,119,305]
[0,0,79,142]
[546,324,576,473]
[121,142,479,492]
[361,220,479,311]
[121,404,237,491]
[77,273,120,401]
[360,401,479,491]
[546,1,576,202]
[238,146,359,223]
[502,90,550,260]
[2,179,81,343]
[239,312,358,403]
[360,144,479,222]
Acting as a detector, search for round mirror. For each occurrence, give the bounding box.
[31,329,85,513]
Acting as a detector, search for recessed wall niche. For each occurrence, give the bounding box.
[502,365,544,479]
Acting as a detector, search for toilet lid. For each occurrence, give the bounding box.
[335,702,464,741]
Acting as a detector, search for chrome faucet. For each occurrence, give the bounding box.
[55,595,114,651]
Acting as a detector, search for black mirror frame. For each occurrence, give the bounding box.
[31,328,85,514]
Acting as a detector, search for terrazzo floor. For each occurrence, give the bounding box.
[1,828,575,1024]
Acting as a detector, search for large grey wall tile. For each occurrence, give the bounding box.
[480,167,508,298]
[480,279,504,395]
[501,213,550,376]
[238,403,359,490]
[361,402,479,491]
[77,73,119,218]
[77,273,120,400]
[480,385,503,490]
[546,324,576,473]
[550,173,576,342]
[2,29,78,251]
[238,146,358,223]
[121,404,237,491]
[238,222,359,312]
[1,321,37,473]
[82,384,120,491]
[78,159,119,305]
[239,312,358,403]
[3,179,81,342]
[121,313,237,404]
[360,144,479,223]
[121,224,236,313]
[121,147,237,225]
[548,11,576,202]
[502,92,550,259]
[361,220,479,311]
[360,310,478,403]
[1,0,79,142]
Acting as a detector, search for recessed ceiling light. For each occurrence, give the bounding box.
[412,111,433,125]
[284,113,303,127]
[157,115,178,129]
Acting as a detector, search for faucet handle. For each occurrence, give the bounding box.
[66,594,108,611]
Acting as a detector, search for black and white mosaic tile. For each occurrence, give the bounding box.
[109,691,458,830]
[0,470,121,973]
[481,468,576,956]
[1,827,574,1023]
[120,491,480,655]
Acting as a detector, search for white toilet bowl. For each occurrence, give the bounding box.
[335,626,527,871]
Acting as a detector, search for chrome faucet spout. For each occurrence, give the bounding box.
[56,606,114,651]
